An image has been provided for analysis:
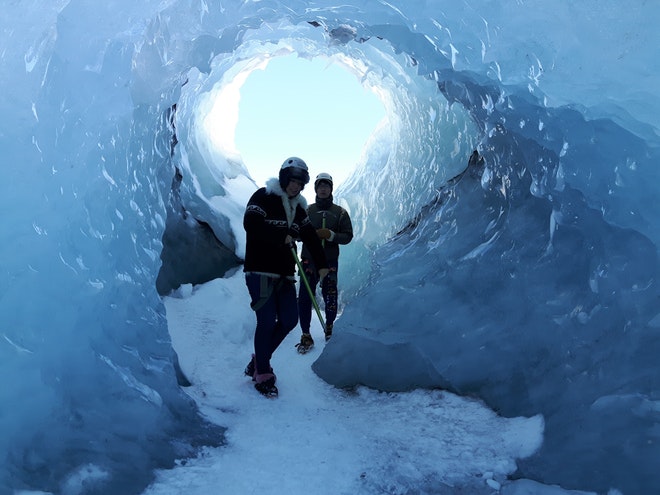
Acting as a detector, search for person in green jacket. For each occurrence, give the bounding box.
[296,173,353,353]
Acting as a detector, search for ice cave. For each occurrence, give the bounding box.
[1,1,658,494]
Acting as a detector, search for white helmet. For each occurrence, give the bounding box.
[314,172,333,191]
[279,157,310,189]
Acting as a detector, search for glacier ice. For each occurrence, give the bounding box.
[1,1,658,495]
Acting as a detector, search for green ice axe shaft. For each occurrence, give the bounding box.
[290,245,326,332]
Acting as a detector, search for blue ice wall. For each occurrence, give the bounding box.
[1,1,658,494]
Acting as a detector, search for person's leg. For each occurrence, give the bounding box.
[245,274,277,375]
[297,258,318,334]
[321,267,338,327]
[270,279,299,355]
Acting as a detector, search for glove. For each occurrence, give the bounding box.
[316,228,332,240]
[318,268,330,281]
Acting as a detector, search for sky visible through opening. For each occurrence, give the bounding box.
[234,55,385,200]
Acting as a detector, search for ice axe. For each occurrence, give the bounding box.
[290,245,326,332]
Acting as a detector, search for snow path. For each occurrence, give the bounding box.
[143,272,544,495]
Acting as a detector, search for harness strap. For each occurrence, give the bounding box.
[250,275,287,312]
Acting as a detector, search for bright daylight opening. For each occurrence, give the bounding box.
[205,53,386,202]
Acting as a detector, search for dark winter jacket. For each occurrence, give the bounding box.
[301,196,353,265]
[243,178,328,277]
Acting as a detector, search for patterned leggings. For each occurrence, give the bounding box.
[297,258,338,333]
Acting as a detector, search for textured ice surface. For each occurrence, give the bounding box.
[1,1,658,494]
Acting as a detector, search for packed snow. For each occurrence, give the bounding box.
[140,270,572,495]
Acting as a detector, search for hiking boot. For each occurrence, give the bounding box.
[254,374,278,398]
[244,354,256,381]
[295,333,314,354]
[245,355,275,381]
[324,324,333,342]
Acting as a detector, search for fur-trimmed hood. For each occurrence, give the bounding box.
[265,177,307,206]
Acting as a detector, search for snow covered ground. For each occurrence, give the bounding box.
[141,269,583,495]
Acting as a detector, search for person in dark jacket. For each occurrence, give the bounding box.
[243,157,329,397]
[296,172,353,353]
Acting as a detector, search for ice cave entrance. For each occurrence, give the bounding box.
[200,53,387,199]
[168,31,478,297]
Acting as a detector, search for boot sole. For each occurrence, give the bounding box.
[296,344,314,354]
[255,382,278,398]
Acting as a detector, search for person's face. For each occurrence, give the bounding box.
[286,178,304,197]
[316,182,332,199]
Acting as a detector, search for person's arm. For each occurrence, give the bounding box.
[317,207,353,245]
[244,190,287,245]
[332,208,353,245]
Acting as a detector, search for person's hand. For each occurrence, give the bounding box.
[316,228,332,240]
[284,234,294,247]
[318,268,330,281]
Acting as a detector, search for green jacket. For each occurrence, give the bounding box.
[301,199,353,265]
